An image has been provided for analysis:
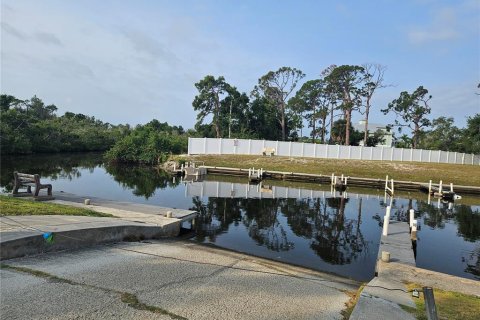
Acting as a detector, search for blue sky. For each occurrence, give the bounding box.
[1,0,479,129]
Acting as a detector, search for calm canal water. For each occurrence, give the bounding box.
[2,152,479,282]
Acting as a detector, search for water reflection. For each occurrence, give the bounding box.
[188,181,374,279]
[104,164,180,199]
[1,153,479,280]
[1,153,102,192]
[416,201,480,242]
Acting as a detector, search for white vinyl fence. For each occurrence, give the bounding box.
[188,138,480,165]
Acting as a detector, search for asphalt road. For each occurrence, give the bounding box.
[1,240,358,320]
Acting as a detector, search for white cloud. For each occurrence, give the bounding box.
[408,7,460,44]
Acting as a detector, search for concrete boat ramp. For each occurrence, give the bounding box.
[2,192,479,319]
[0,192,197,260]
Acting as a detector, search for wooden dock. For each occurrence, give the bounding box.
[200,166,480,195]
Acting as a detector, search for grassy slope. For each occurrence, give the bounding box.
[179,155,480,187]
[0,195,112,217]
[404,283,480,320]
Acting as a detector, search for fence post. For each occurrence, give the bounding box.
[248,139,252,155]
[314,143,317,158]
[326,145,329,158]
[360,146,363,159]
[302,142,305,157]
[187,137,191,155]
[454,152,457,164]
[370,147,373,160]
[462,153,465,164]
[473,154,475,165]
[203,137,207,154]
[391,147,394,161]
[446,151,450,163]
[410,148,413,162]
[429,150,432,162]
[348,145,352,159]
[219,138,222,154]
[276,140,279,155]
[438,151,441,163]
[380,147,384,161]
[337,145,340,159]
[289,141,292,156]
[401,148,404,161]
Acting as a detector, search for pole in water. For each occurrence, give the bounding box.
[428,180,432,204]
[382,206,391,236]
[409,209,415,228]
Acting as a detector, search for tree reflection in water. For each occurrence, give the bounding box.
[416,201,480,241]
[1,152,102,192]
[415,200,480,279]
[104,164,180,199]
[192,194,368,265]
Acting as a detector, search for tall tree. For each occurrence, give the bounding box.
[381,86,432,149]
[291,79,329,143]
[325,65,366,145]
[320,65,338,144]
[220,86,250,138]
[417,117,462,151]
[253,67,305,141]
[193,75,230,138]
[461,114,480,154]
[361,63,387,145]
[247,97,283,140]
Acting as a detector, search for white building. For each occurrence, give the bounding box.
[353,120,393,147]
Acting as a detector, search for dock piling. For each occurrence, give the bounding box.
[382,206,391,236]
[409,209,415,229]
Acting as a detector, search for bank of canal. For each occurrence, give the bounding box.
[2,153,479,281]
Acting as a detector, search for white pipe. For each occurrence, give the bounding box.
[383,207,391,236]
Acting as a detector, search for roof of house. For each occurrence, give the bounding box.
[353,121,391,133]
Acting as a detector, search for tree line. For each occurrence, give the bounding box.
[191,65,479,153]
[0,94,188,163]
[1,66,478,164]
[0,94,130,154]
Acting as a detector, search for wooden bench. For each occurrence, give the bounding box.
[12,172,52,197]
[262,147,276,156]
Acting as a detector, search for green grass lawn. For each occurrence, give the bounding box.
[177,155,480,187]
[403,283,480,320]
[0,195,112,217]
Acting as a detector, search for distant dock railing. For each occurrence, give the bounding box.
[188,137,480,165]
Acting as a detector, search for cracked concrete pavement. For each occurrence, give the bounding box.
[1,240,359,320]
